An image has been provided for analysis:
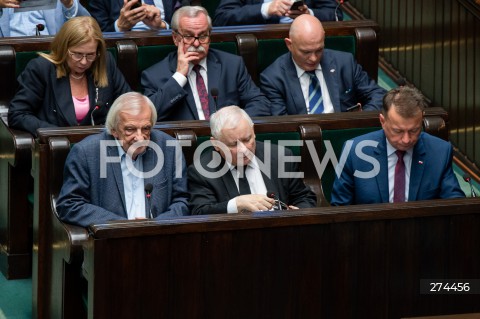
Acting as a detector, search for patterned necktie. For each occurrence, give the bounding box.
[393,150,406,202]
[306,70,324,114]
[193,65,210,120]
[237,166,251,195]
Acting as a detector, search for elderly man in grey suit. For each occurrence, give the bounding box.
[56,92,189,227]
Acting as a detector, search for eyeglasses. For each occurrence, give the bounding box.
[174,31,210,44]
[122,125,152,137]
[68,50,98,62]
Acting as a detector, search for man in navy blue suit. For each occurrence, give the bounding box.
[141,6,271,121]
[260,14,386,115]
[330,86,465,205]
[89,0,176,32]
[213,0,342,26]
[56,92,189,227]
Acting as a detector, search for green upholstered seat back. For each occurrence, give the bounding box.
[321,126,380,202]
[257,35,356,74]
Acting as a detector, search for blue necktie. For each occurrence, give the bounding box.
[307,70,324,114]
[143,0,154,5]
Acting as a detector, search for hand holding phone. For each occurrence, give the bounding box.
[129,0,142,10]
[290,0,305,10]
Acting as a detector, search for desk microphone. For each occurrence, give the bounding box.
[463,173,477,198]
[35,24,45,36]
[145,183,154,218]
[90,105,100,126]
[210,88,219,114]
[267,191,288,210]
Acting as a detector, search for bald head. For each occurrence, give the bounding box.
[289,14,325,40]
[285,15,325,72]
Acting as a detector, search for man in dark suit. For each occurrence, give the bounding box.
[188,105,317,215]
[89,0,178,32]
[213,0,342,26]
[330,86,465,206]
[141,6,271,121]
[56,92,189,227]
[260,14,386,115]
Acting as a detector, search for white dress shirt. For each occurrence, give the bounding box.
[291,58,334,113]
[172,59,209,120]
[226,157,268,213]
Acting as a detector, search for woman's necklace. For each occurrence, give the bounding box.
[70,73,85,80]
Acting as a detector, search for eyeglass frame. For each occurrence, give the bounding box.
[68,49,98,62]
[173,30,211,44]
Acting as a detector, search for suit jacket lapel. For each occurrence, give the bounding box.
[207,53,220,114]
[320,52,341,112]
[374,135,390,203]
[142,145,157,217]
[107,141,127,213]
[409,135,426,201]
[54,76,78,126]
[286,54,308,115]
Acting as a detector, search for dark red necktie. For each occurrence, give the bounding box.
[193,65,210,120]
[393,150,406,202]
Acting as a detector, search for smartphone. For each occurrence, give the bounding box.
[290,0,305,10]
[129,0,142,9]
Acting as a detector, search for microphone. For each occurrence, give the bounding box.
[90,105,100,126]
[145,183,154,218]
[266,191,288,210]
[36,24,45,36]
[335,0,344,22]
[210,88,219,114]
[463,174,477,198]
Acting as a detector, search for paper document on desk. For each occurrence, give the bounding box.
[14,0,57,12]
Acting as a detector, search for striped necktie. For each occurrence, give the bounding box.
[306,70,324,114]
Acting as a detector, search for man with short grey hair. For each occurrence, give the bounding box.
[57,92,189,227]
[141,6,271,121]
[187,105,316,215]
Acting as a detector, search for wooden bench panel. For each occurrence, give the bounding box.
[83,198,480,318]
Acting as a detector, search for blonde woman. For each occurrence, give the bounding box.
[8,16,131,136]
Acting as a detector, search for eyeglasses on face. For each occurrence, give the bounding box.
[122,125,153,137]
[174,31,210,44]
[68,50,98,62]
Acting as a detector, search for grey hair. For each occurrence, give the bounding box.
[210,106,253,139]
[171,6,212,32]
[105,92,157,134]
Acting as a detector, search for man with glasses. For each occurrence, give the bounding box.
[57,92,189,227]
[141,6,271,121]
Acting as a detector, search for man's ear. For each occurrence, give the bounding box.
[379,113,386,126]
[210,136,220,152]
[285,38,292,51]
[111,129,119,139]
